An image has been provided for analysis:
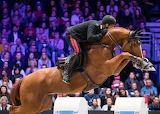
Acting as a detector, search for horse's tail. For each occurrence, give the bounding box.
[10,78,23,106]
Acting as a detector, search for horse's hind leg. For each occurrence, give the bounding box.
[9,105,27,114]
[38,94,53,112]
[9,105,38,114]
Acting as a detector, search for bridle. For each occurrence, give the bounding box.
[100,31,141,52]
[89,30,142,54]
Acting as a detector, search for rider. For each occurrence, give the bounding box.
[63,15,116,84]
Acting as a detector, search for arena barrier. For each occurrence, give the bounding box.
[3,110,160,114]
[114,97,148,114]
[53,97,88,114]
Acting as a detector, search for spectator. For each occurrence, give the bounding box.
[129,0,141,17]
[84,89,101,106]
[139,72,150,89]
[33,5,43,21]
[38,38,55,59]
[25,60,38,75]
[36,13,49,28]
[11,9,22,25]
[88,99,102,110]
[0,51,12,68]
[0,38,9,54]
[26,52,37,68]
[83,7,91,20]
[140,79,158,97]
[10,38,26,56]
[96,0,102,12]
[41,64,47,69]
[120,9,133,27]
[12,46,25,59]
[0,75,12,94]
[73,92,82,97]
[25,45,39,59]
[1,43,11,57]
[118,88,128,97]
[0,19,11,33]
[139,22,150,32]
[134,90,141,97]
[0,85,11,104]
[96,5,106,20]
[12,52,25,70]
[0,61,12,79]
[8,25,23,45]
[112,81,129,96]
[58,11,70,28]
[102,97,114,111]
[11,2,20,16]
[0,96,11,110]
[38,52,52,69]
[12,64,25,77]
[23,11,35,26]
[24,21,36,37]
[128,83,139,97]
[71,8,81,25]
[1,28,9,39]
[133,9,146,28]
[1,8,10,21]
[49,10,57,24]
[106,0,118,14]
[46,0,56,16]
[11,67,23,83]
[118,0,126,16]
[50,32,65,63]
[36,22,49,37]
[124,72,139,90]
[49,21,60,36]
[100,88,113,107]
[149,97,160,110]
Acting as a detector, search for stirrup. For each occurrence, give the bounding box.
[57,52,76,70]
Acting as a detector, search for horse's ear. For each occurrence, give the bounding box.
[130,29,142,37]
[136,29,142,35]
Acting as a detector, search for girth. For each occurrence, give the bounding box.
[82,43,110,50]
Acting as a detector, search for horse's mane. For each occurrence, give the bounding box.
[108,27,130,34]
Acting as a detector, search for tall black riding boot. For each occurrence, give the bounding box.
[62,54,78,84]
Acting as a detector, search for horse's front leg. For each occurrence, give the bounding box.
[103,52,142,76]
[113,59,130,76]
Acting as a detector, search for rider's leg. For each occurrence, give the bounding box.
[63,34,82,84]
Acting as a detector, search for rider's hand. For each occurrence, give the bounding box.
[101,28,108,35]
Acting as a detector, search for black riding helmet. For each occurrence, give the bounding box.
[101,15,116,25]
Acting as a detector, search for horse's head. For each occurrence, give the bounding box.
[101,27,143,58]
[100,27,155,71]
[122,28,143,58]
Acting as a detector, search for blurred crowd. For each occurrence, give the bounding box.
[0,0,160,111]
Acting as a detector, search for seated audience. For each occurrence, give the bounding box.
[84,89,101,106]
[88,99,102,110]
[0,96,11,110]
[149,97,160,110]
[140,79,158,97]
[102,97,114,111]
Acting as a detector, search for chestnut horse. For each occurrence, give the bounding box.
[9,27,155,114]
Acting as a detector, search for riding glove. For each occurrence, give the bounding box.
[101,28,108,35]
